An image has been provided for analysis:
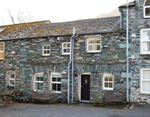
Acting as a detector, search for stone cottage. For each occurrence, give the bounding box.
[0,10,127,103]
[119,0,150,104]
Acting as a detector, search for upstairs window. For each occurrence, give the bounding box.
[62,42,70,55]
[141,68,150,94]
[86,37,101,53]
[42,45,50,56]
[103,73,114,90]
[141,29,150,54]
[0,42,5,60]
[34,73,44,91]
[144,0,150,18]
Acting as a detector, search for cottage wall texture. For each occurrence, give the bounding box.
[0,31,127,102]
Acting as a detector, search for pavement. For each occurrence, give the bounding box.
[0,103,150,117]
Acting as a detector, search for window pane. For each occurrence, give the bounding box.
[105,83,109,88]
[64,49,70,53]
[52,77,56,82]
[35,83,43,90]
[109,83,113,88]
[143,70,150,79]
[10,80,14,86]
[142,81,150,92]
[143,31,150,40]
[44,51,47,54]
[147,42,150,51]
[47,50,50,54]
[44,46,46,49]
[47,46,50,49]
[88,45,97,51]
[105,77,109,81]
[95,39,100,43]
[146,8,150,16]
[88,40,95,44]
[57,84,61,91]
[109,77,113,81]
[96,45,100,50]
[10,74,14,79]
[52,84,56,91]
[142,42,147,52]
[0,52,4,58]
[0,45,3,51]
[57,78,61,82]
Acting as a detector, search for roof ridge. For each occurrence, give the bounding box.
[0,20,51,27]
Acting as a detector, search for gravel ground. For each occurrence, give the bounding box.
[0,103,150,117]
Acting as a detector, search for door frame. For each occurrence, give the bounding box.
[78,72,91,102]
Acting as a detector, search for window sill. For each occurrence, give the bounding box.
[54,91,61,94]
[62,53,70,55]
[103,88,113,91]
[42,54,50,56]
[87,51,101,53]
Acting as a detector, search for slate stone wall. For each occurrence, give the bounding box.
[120,0,150,103]
[0,33,126,103]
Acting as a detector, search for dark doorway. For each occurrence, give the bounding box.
[81,75,90,100]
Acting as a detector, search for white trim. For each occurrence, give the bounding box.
[78,73,91,102]
[9,73,15,87]
[103,73,114,90]
[42,45,50,56]
[34,72,44,91]
[50,72,62,93]
[62,42,70,55]
[143,0,150,18]
[140,68,150,94]
[140,29,150,54]
[86,37,102,53]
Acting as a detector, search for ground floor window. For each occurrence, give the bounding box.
[141,68,150,94]
[103,73,114,90]
[51,72,62,93]
[9,73,15,87]
[34,73,44,91]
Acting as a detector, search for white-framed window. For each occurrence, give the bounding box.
[140,29,150,54]
[86,37,101,53]
[51,72,62,93]
[42,45,50,56]
[144,0,150,18]
[34,73,44,91]
[0,42,5,60]
[9,73,15,87]
[103,73,114,90]
[140,68,150,94]
[62,42,70,55]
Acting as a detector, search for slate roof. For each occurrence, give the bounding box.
[0,16,120,40]
[119,1,135,8]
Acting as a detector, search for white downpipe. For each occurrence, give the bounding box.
[126,0,129,103]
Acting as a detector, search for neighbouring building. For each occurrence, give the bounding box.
[119,0,150,104]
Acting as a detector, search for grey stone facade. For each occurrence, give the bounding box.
[119,0,150,104]
[0,11,127,103]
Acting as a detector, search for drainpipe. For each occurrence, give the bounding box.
[126,0,129,103]
[67,27,76,104]
[72,27,75,103]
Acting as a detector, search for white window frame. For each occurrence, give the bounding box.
[143,0,150,18]
[140,29,150,54]
[62,42,70,55]
[0,42,5,60]
[34,72,44,91]
[86,37,101,53]
[140,68,150,94]
[103,73,114,90]
[51,72,62,93]
[42,45,50,56]
[9,73,15,87]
